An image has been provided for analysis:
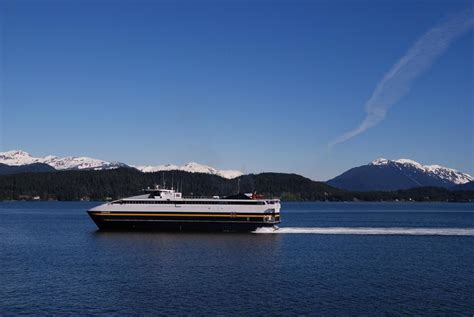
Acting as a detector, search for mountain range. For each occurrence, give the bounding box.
[1,151,472,191]
[327,158,473,191]
[134,162,242,179]
[0,150,127,171]
[0,150,242,179]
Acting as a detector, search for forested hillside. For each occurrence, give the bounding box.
[0,169,472,202]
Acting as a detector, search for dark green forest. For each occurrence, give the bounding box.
[0,168,473,202]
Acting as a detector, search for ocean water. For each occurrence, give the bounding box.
[1,202,473,315]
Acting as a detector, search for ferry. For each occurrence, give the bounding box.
[87,186,280,232]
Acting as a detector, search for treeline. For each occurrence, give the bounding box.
[0,168,473,202]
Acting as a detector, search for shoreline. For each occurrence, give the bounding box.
[1,199,473,203]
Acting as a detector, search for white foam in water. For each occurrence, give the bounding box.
[253,227,474,236]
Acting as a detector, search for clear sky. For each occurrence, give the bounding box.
[1,0,472,180]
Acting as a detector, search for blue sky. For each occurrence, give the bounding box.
[1,0,472,180]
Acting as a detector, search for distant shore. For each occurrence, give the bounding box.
[0,169,473,203]
[2,197,473,203]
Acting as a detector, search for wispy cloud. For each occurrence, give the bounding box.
[330,9,474,147]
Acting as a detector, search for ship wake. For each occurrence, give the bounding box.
[253,227,474,236]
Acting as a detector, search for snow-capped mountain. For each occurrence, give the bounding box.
[136,164,181,173]
[370,158,473,185]
[0,150,243,179]
[135,162,243,179]
[0,150,127,171]
[327,158,473,191]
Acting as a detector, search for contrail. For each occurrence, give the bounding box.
[330,9,474,147]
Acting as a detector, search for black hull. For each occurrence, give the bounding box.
[88,211,280,232]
